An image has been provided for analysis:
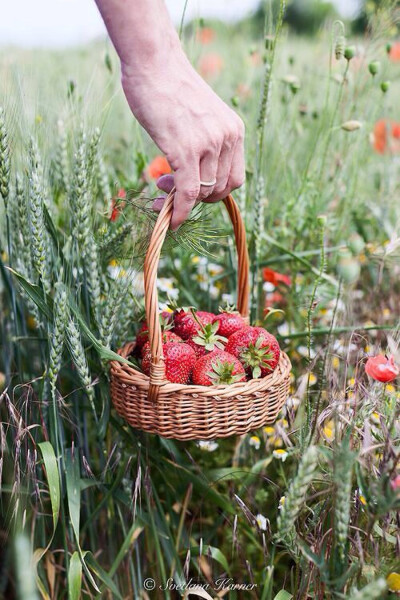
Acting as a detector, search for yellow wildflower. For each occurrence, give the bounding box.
[332,356,340,370]
[263,426,275,436]
[109,259,118,267]
[359,494,367,506]
[308,373,317,386]
[27,315,37,329]
[191,256,200,264]
[249,435,261,450]
[371,412,380,425]
[386,384,395,393]
[323,420,335,442]
[387,572,400,593]
[273,449,288,461]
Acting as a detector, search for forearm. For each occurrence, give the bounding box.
[95,0,245,230]
[94,0,184,76]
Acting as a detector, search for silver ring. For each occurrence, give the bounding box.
[200,179,216,187]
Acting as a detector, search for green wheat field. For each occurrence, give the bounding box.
[0,2,400,599]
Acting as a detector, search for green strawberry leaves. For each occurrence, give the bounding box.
[192,322,227,351]
[207,359,244,385]
[239,336,274,379]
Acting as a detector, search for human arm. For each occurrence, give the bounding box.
[94,0,245,229]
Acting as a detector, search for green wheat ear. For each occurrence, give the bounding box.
[334,441,356,562]
[277,445,319,543]
[0,107,10,208]
[28,138,52,295]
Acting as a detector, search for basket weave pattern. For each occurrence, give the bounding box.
[110,192,292,440]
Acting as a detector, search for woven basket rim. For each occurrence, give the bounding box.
[110,341,292,396]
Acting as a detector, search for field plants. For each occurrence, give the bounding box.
[0,1,399,598]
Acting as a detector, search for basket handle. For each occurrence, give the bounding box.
[144,190,249,401]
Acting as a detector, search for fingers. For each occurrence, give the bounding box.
[170,161,200,231]
[152,116,245,228]
[204,118,245,203]
[151,195,165,212]
[156,174,174,194]
[198,149,218,200]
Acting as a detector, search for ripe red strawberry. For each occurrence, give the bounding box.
[192,350,246,386]
[225,326,280,379]
[186,322,227,358]
[213,309,246,338]
[140,331,182,357]
[141,340,196,384]
[134,311,173,355]
[173,309,215,340]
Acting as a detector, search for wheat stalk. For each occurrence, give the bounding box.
[28,139,52,294]
[53,120,69,193]
[0,107,10,208]
[334,443,354,561]
[100,278,129,348]
[66,318,97,420]
[48,282,68,393]
[277,446,319,542]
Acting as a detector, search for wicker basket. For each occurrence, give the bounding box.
[110,191,292,440]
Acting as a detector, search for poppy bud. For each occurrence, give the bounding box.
[348,233,365,255]
[337,249,360,283]
[368,61,380,76]
[344,46,356,61]
[386,43,392,54]
[290,81,300,95]
[380,81,390,93]
[341,120,363,132]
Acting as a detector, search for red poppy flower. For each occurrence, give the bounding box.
[196,27,215,45]
[198,53,224,79]
[109,188,126,222]
[390,474,400,492]
[262,267,291,287]
[147,156,171,180]
[373,120,400,154]
[389,41,400,62]
[365,355,399,383]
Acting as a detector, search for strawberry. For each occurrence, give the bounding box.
[141,340,196,384]
[186,322,227,358]
[140,331,182,357]
[213,308,246,338]
[134,311,173,355]
[225,326,280,379]
[173,309,215,340]
[192,350,246,386]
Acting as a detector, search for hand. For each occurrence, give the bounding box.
[121,53,245,230]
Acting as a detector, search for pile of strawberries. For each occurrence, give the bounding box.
[134,307,281,386]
